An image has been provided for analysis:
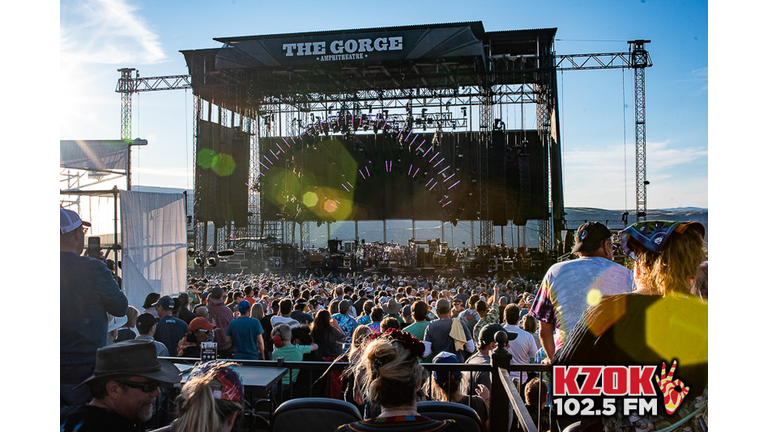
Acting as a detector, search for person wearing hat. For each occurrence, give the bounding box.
[450,296,464,318]
[158,361,245,432]
[135,312,170,357]
[61,208,129,407]
[179,317,217,358]
[465,323,516,392]
[224,300,265,360]
[529,221,634,363]
[428,351,490,431]
[553,221,708,431]
[61,339,181,432]
[153,296,189,358]
[381,298,405,326]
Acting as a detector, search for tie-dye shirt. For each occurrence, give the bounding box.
[529,257,633,350]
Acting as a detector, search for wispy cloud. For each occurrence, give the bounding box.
[60,0,168,139]
[563,140,708,208]
[61,0,166,65]
[684,67,708,93]
[565,140,707,176]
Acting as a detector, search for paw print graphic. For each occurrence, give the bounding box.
[655,360,689,415]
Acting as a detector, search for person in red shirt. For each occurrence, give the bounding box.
[243,285,257,307]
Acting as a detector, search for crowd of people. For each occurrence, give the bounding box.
[61,206,708,432]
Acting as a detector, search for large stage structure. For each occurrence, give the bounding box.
[178,22,566,254]
[113,22,651,272]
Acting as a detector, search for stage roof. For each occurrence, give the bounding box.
[180,22,557,112]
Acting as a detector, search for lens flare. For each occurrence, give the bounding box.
[645,297,707,365]
[324,199,338,213]
[211,153,236,177]
[197,148,216,169]
[586,289,603,307]
[303,192,318,207]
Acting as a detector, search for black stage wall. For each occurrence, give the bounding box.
[257,129,547,225]
[195,120,251,228]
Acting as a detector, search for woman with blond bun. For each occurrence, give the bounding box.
[553,221,708,432]
[150,361,245,432]
[337,329,463,431]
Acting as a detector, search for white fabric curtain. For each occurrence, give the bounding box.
[119,191,187,309]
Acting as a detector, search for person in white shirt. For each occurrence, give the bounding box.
[502,304,538,384]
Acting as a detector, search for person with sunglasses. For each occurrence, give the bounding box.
[62,339,181,432]
[178,317,217,358]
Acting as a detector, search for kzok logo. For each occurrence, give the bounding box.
[553,365,656,396]
[552,361,689,417]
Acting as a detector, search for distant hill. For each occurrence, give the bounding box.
[564,207,708,241]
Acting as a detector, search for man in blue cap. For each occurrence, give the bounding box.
[225,300,265,360]
[61,208,129,407]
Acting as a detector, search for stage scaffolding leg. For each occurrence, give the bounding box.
[478,88,494,248]
[441,221,445,243]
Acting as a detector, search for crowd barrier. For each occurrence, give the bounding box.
[156,343,550,432]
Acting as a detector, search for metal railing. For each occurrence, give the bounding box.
[163,347,551,432]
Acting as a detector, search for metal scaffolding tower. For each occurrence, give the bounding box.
[555,40,653,223]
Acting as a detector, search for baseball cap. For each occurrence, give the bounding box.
[136,312,157,332]
[60,208,91,234]
[189,361,245,402]
[152,296,175,310]
[189,317,217,332]
[432,352,462,384]
[237,300,251,313]
[572,222,612,253]
[478,323,517,347]
[402,304,412,318]
[620,220,705,260]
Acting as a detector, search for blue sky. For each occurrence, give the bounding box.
[57,0,709,210]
